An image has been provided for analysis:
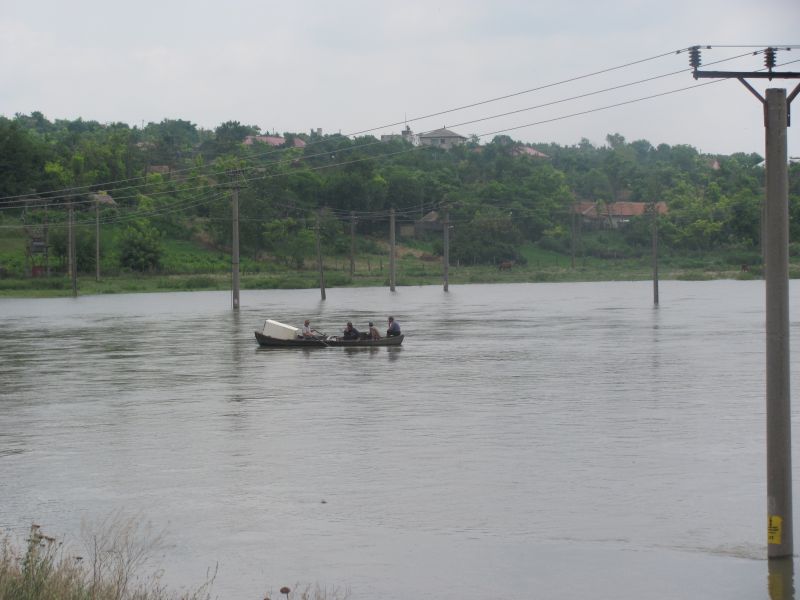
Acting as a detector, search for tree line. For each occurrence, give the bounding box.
[1,112,799,274]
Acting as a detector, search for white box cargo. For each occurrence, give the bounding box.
[262,319,299,340]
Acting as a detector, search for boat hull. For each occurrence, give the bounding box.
[325,334,404,347]
[254,331,328,347]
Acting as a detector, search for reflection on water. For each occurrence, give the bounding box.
[1,281,799,600]
[770,558,795,600]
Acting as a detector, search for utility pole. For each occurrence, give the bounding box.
[90,193,114,283]
[231,183,240,310]
[95,199,100,282]
[692,45,800,560]
[570,204,576,270]
[316,211,326,300]
[68,199,77,297]
[44,204,50,277]
[443,207,450,292]
[389,207,396,292]
[350,211,356,278]
[651,202,659,306]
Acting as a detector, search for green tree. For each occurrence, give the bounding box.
[118,219,163,271]
[262,217,315,268]
[0,118,49,196]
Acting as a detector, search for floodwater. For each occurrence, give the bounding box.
[1,280,799,599]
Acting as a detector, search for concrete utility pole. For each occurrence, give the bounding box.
[68,200,77,297]
[231,184,240,310]
[95,200,100,282]
[764,87,793,559]
[651,202,659,306]
[90,193,115,283]
[570,204,576,270]
[389,207,396,292]
[443,207,450,292]
[44,204,50,277]
[350,211,356,278]
[316,211,326,300]
[692,45,800,559]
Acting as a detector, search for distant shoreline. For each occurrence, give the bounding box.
[0,262,767,299]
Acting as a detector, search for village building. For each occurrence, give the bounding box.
[243,135,306,148]
[573,201,668,229]
[418,128,466,150]
[380,125,419,146]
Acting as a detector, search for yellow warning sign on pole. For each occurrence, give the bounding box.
[768,515,783,545]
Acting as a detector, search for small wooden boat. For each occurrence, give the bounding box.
[325,334,404,347]
[254,330,328,347]
[254,319,404,348]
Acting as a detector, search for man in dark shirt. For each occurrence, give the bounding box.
[386,316,401,337]
[343,321,360,340]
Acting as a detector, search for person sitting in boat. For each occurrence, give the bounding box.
[301,319,322,339]
[386,316,401,337]
[343,321,360,340]
[368,321,381,340]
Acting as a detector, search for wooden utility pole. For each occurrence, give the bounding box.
[443,207,450,292]
[316,211,326,300]
[350,211,356,277]
[389,207,396,292]
[231,184,240,310]
[692,45,800,559]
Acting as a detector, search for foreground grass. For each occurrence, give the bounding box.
[0,522,347,600]
[0,523,212,600]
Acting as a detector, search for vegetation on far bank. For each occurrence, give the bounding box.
[2,112,799,298]
[0,231,776,297]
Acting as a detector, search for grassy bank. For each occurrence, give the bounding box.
[0,523,346,600]
[0,229,778,299]
[0,258,769,299]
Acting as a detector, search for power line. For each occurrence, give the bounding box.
[0,48,690,205]
[4,54,795,225]
[0,54,743,212]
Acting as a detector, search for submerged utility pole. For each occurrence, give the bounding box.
[651,202,659,306]
[350,211,356,278]
[570,204,576,270]
[95,200,100,282]
[231,183,240,310]
[91,192,114,283]
[692,45,800,559]
[389,207,396,292]
[44,204,50,277]
[443,207,450,292]
[316,211,326,300]
[68,199,77,297]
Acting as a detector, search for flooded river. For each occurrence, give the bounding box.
[1,280,799,599]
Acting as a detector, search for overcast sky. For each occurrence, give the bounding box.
[1,0,799,156]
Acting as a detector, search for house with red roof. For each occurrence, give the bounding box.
[573,201,667,229]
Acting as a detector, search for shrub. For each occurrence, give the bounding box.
[118,220,163,272]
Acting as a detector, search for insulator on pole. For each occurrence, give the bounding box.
[689,46,701,69]
[764,47,776,71]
